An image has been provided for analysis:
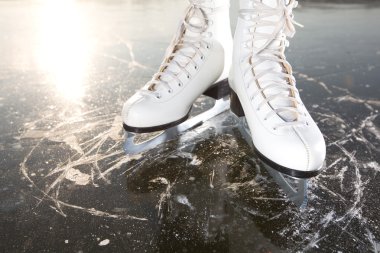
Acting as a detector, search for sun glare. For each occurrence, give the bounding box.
[35,0,92,101]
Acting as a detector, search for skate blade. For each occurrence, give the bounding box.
[236,116,308,209]
[124,97,230,156]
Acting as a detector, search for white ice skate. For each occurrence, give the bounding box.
[122,0,233,155]
[229,0,326,178]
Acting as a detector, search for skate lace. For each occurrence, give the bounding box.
[240,0,307,129]
[140,0,214,99]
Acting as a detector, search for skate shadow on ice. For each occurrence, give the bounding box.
[124,113,309,252]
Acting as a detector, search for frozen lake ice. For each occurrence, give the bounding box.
[0,0,379,252]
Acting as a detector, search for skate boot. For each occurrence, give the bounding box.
[229,0,326,178]
[122,0,233,155]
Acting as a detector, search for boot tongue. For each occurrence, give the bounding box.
[255,46,298,122]
[158,9,205,85]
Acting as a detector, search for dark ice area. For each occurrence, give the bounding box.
[0,0,379,252]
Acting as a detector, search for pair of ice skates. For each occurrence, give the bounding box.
[122,0,326,181]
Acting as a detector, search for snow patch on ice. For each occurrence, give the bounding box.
[63,135,84,155]
[319,211,335,228]
[98,239,110,246]
[65,168,90,185]
[150,177,169,185]
[190,155,202,166]
[366,229,380,253]
[108,116,123,141]
[209,170,215,189]
[174,194,195,210]
[364,161,380,173]
[302,232,326,251]
[335,95,380,107]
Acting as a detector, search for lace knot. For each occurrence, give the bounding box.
[283,0,303,38]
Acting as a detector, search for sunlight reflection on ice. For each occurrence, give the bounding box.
[35,0,93,101]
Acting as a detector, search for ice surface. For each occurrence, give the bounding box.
[0,0,379,252]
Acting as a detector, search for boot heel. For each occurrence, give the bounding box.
[230,90,245,117]
[203,78,230,100]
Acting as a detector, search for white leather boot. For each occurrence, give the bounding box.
[229,0,326,178]
[122,0,232,133]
